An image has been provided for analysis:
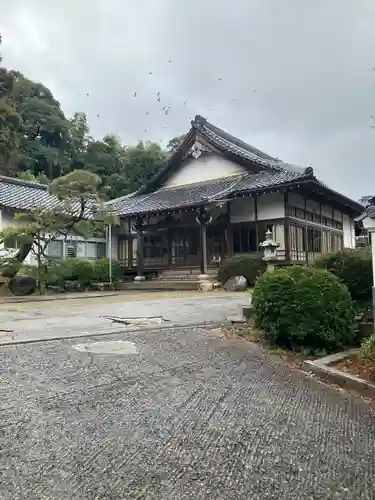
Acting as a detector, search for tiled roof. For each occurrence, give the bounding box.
[358,195,374,207]
[0,176,99,218]
[0,176,57,211]
[108,169,310,216]
[194,116,305,174]
[355,204,375,221]
[136,115,312,196]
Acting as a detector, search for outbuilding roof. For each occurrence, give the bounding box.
[0,176,57,211]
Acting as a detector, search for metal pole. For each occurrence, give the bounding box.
[108,224,112,284]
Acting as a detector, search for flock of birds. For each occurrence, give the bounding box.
[85,59,259,141]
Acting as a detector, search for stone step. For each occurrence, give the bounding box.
[115,280,200,291]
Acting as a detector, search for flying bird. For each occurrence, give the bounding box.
[134,91,137,98]
[168,60,172,63]
[146,111,149,115]
[144,128,147,132]
[218,78,222,81]
[148,72,152,75]
[183,101,187,106]
[86,93,89,96]
[96,113,100,117]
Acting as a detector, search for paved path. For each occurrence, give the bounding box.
[0,293,246,345]
[1,324,374,499]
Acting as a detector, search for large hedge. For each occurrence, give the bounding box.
[253,266,355,352]
[218,253,266,287]
[314,248,372,302]
[25,258,122,288]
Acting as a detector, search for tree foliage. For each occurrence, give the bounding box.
[0,34,170,199]
[167,134,186,154]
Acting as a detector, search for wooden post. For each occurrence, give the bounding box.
[134,217,145,281]
[284,191,290,263]
[304,196,309,264]
[196,207,212,279]
[200,223,208,275]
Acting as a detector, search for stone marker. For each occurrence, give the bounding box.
[224,276,247,292]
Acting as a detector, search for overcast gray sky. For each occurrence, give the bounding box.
[2,0,375,199]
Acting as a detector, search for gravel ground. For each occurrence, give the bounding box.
[1,324,375,499]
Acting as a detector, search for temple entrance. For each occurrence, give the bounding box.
[207,226,227,262]
[171,228,200,266]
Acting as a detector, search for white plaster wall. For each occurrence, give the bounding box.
[0,209,15,229]
[164,153,245,188]
[343,214,355,248]
[257,192,285,220]
[230,197,255,223]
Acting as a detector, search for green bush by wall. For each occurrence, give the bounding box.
[253,266,355,352]
[314,248,372,302]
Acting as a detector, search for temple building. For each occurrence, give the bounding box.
[107,115,363,280]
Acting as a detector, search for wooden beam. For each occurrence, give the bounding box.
[284,191,290,263]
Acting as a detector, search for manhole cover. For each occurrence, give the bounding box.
[74,340,138,354]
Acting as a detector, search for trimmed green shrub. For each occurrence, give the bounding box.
[253,266,355,352]
[360,333,375,361]
[218,253,266,287]
[92,258,122,282]
[49,258,93,286]
[314,247,372,302]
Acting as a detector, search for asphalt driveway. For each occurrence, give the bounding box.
[1,322,374,499]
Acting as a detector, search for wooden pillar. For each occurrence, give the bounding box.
[133,217,145,281]
[284,191,290,263]
[196,207,212,278]
[167,229,172,266]
[304,196,309,264]
[200,224,208,275]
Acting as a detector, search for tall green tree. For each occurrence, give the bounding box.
[122,141,166,193]
[11,72,71,178]
[167,134,186,154]
[0,34,22,174]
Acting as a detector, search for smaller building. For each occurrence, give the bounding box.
[0,176,107,265]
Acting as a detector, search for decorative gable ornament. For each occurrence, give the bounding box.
[185,142,212,160]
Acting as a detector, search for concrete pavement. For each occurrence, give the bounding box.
[0,293,246,345]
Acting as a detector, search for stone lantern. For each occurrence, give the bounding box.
[259,229,279,272]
